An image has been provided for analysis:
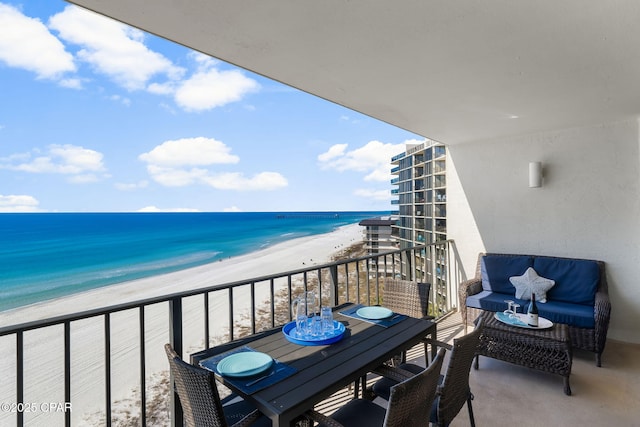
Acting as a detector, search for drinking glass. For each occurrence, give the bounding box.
[305,291,318,316]
[511,303,520,320]
[320,306,334,335]
[291,297,308,338]
[311,314,322,337]
[503,300,514,317]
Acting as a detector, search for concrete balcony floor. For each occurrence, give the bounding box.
[314,313,640,426]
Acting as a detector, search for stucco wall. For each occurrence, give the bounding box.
[447,118,640,343]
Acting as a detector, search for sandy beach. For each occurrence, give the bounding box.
[0,223,363,426]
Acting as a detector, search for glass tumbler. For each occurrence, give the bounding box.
[320,306,334,335]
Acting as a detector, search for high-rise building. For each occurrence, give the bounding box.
[358,217,398,256]
[391,140,446,248]
[390,141,448,305]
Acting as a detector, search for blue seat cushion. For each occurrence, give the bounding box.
[533,257,600,305]
[466,291,516,313]
[481,255,533,294]
[466,291,595,328]
[331,398,386,427]
[222,395,272,426]
[536,300,595,328]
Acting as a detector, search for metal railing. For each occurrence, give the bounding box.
[0,240,459,427]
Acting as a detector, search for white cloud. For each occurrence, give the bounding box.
[318,140,422,182]
[144,165,208,187]
[58,77,82,89]
[149,54,259,111]
[115,180,149,191]
[353,188,392,201]
[174,65,259,112]
[0,144,108,183]
[48,5,184,91]
[223,206,242,212]
[200,171,288,191]
[0,194,40,212]
[2,5,258,111]
[139,137,240,167]
[317,144,347,162]
[140,137,287,190]
[0,4,75,80]
[107,94,131,106]
[137,206,200,213]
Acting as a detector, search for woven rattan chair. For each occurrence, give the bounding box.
[383,278,432,318]
[164,344,271,427]
[370,318,484,427]
[353,279,433,398]
[383,278,433,364]
[305,348,446,427]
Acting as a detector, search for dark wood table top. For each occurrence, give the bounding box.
[191,303,436,427]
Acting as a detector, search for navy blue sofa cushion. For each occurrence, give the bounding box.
[481,255,533,294]
[533,257,600,306]
[466,290,595,328]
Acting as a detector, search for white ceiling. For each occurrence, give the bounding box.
[66,0,640,145]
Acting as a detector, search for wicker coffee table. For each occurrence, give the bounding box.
[474,310,573,395]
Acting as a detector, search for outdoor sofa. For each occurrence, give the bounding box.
[459,253,611,366]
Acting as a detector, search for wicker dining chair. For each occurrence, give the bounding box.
[382,278,432,319]
[369,318,484,427]
[306,348,446,427]
[353,278,434,399]
[164,344,271,427]
[383,278,433,364]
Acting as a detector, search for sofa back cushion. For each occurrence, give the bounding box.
[481,255,533,294]
[533,257,600,305]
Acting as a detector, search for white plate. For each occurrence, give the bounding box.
[217,352,273,378]
[494,312,553,329]
[356,306,394,320]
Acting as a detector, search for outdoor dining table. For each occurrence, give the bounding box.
[190,302,437,427]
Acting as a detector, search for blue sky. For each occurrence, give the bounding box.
[0,1,423,213]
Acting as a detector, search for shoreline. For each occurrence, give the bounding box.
[0,223,363,325]
[0,223,364,426]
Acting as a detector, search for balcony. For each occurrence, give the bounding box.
[390,152,406,162]
[0,242,460,426]
[63,2,640,397]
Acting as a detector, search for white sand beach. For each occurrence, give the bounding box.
[0,223,363,426]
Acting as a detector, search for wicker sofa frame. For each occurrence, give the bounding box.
[459,253,611,366]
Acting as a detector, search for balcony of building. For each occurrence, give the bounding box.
[10,1,640,425]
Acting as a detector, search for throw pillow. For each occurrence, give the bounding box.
[509,267,555,303]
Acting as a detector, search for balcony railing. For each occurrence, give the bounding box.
[0,241,459,427]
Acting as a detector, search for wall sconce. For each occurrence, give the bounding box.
[529,161,542,188]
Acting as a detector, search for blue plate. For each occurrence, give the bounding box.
[356,306,393,320]
[217,352,273,377]
[282,320,346,346]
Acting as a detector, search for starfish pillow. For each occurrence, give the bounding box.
[509,267,555,303]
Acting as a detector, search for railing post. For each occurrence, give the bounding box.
[64,321,71,427]
[104,313,112,427]
[169,297,184,427]
[329,265,339,306]
[16,331,23,427]
[139,306,147,426]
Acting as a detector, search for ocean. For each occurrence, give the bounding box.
[0,211,386,311]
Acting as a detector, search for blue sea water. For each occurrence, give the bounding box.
[0,211,386,311]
